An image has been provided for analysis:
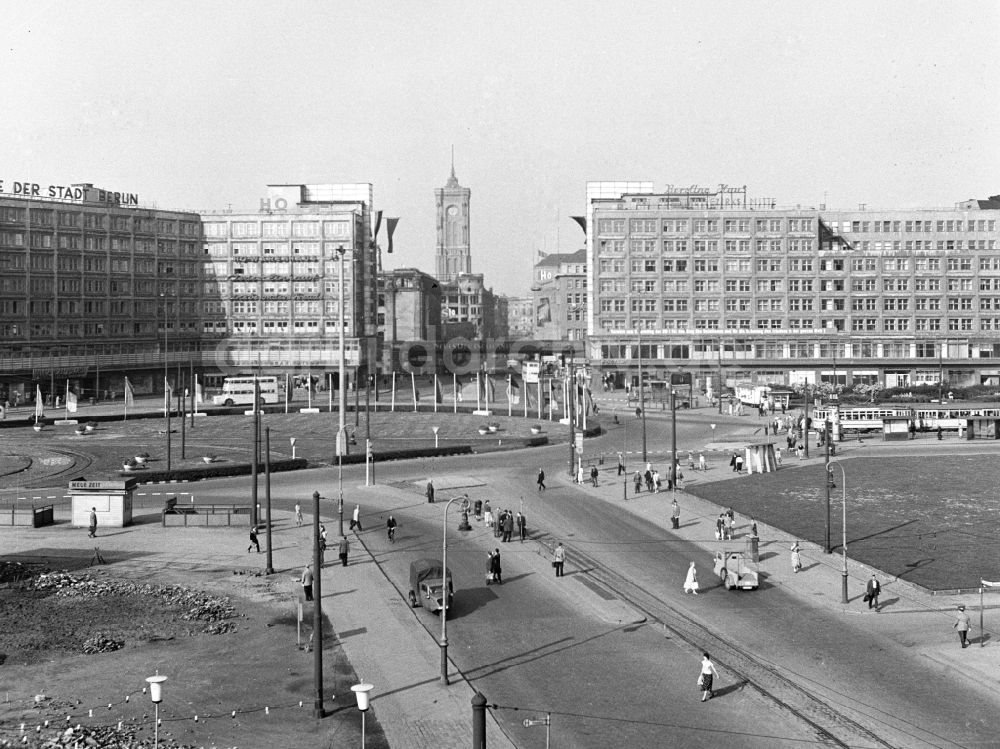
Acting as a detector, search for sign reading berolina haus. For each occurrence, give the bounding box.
[0,179,139,206]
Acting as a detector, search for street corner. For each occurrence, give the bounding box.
[918,639,1000,697]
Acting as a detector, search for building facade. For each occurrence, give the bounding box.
[434,164,471,282]
[377,267,442,373]
[0,182,203,404]
[503,295,535,338]
[532,249,588,344]
[199,183,379,387]
[586,182,1000,391]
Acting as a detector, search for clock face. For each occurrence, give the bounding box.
[446,205,458,217]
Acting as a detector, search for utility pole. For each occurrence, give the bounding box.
[824,417,831,553]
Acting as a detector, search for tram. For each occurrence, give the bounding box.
[813,403,1000,433]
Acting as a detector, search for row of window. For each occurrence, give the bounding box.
[0,232,198,254]
[204,241,353,257]
[598,297,1000,313]
[598,218,815,235]
[600,238,815,254]
[0,206,198,235]
[832,219,997,234]
[203,220,353,240]
[598,255,1000,275]
[596,316,986,333]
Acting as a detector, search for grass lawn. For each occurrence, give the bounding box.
[686,454,1000,591]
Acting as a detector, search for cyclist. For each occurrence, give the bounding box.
[386,514,397,543]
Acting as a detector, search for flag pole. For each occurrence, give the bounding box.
[64,380,69,420]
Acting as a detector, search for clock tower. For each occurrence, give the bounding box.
[434,157,471,282]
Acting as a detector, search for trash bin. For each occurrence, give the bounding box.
[748,535,760,563]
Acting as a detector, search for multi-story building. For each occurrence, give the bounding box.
[440,273,502,340]
[434,163,471,283]
[0,181,203,404]
[586,182,1000,391]
[376,267,442,372]
[532,249,588,345]
[503,295,535,338]
[199,183,379,387]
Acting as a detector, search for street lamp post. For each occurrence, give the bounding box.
[311,490,325,718]
[670,389,677,492]
[440,493,469,684]
[336,246,348,459]
[637,329,647,463]
[828,461,848,603]
[823,417,831,554]
[160,295,172,473]
[523,713,551,749]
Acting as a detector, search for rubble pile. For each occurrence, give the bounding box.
[81,633,126,655]
[5,721,238,748]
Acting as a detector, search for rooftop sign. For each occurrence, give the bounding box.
[0,180,139,207]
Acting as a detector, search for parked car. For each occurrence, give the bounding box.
[408,559,454,616]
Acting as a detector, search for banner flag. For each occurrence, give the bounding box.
[982,580,1000,588]
[35,385,44,419]
[124,378,135,407]
[195,377,203,404]
[66,389,78,414]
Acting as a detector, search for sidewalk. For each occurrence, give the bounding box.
[568,439,1000,699]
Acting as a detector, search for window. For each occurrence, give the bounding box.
[661,219,688,233]
[883,258,909,272]
[598,218,626,233]
[788,258,813,272]
[915,318,941,331]
[661,299,689,312]
[914,298,941,311]
[947,297,973,311]
[630,239,658,252]
[662,259,688,272]
[851,298,877,311]
[630,259,658,273]
[629,218,658,233]
[948,278,974,291]
[852,318,878,332]
[693,258,719,272]
[852,258,877,271]
[947,257,972,271]
[882,278,909,292]
[788,279,814,292]
[948,318,974,331]
[915,278,940,292]
[883,298,910,311]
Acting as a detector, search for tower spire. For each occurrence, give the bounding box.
[446,146,459,188]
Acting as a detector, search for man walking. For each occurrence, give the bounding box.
[516,511,526,542]
[671,498,680,529]
[537,469,546,491]
[866,573,881,611]
[617,453,625,476]
[590,465,599,487]
[338,535,350,567]
[426,480,435,503]
[553,542,565,577]
[248,525,261,553]
[294,502,303,526]
[88,507,97,538]
[502,511,514,542]
[349,504,363,532]
[300,563,314,601]
[954,605,971,648]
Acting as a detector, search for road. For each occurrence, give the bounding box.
[158,413,1000,748]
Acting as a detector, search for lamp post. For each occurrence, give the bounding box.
[828,461,848,603]
[351,683,374,749]
[160,294,172,472]
[440,493,469,684]
[264,426,274,575]
[670,388,677,493]
[145,674,167,749]
[938,339,946,403]
[823,417,831,554]
[335,245,348,459]
[432,425,440,448]
[637,329,647,463]
[311,490,325,718]
[717,337,724,415]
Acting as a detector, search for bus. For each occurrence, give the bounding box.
[212,376,280,407]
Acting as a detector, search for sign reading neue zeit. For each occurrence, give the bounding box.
[0,180,139,206]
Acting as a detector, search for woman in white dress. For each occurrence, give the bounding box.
[699,652,720,701]
[790,541,803,573]
[683,561,699,594]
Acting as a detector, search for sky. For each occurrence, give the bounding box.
[2,1,999,296]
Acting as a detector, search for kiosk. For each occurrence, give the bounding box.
[744,443,777,474]
[69,478,137,529]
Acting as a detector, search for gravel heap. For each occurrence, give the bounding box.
[6,722,237,748]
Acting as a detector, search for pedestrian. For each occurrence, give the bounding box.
[553,542,565,577]
[88,507,97,538]
[729,452,738,472]
[300,563,314,601]
[295,502,303,526]
[633,470,642,495]
[516,511,526,542]
[490,547,503,584]
[750,517,758,537]
[644,468,654,492]
[495,509,506,538]
[683,561,699,594]
[576,463,585,485]
[954,605,971,648]
[484,500,494,529]
[502,510,514,542]
[775,447,782,466]
[426,479,435,503]
[319,524,328,549]
[937,425,943,441]
[617,453,625,476]
[248,525,261,553]
[338,535,350,567]
[671,498,680,529]
[726,508,735,539]
[486,550,496,585]
[698,652,720,701]
[763,423,769,437]
[865,573,881,611]
[790,541,802,573]
[735,453,744,473]
[537,469,546,491]
[635,406,641,419]
[715,514,726,541]
[688,451,695,471]
[350,504,363,532]
[908,420,917,440]
[590,465,599,487]
[653,469,661,493]
[698,453,706,471]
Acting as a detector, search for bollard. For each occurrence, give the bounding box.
[472,692,486,749]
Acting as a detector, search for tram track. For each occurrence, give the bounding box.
[569,544,917,749]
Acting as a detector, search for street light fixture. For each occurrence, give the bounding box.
[523,713,551,748]
[351,683,374,749]
[145,674,167,749]
[828,461,848,603]
[440,493,469,684]
[335,245,348,459]
[311,490,325,718]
